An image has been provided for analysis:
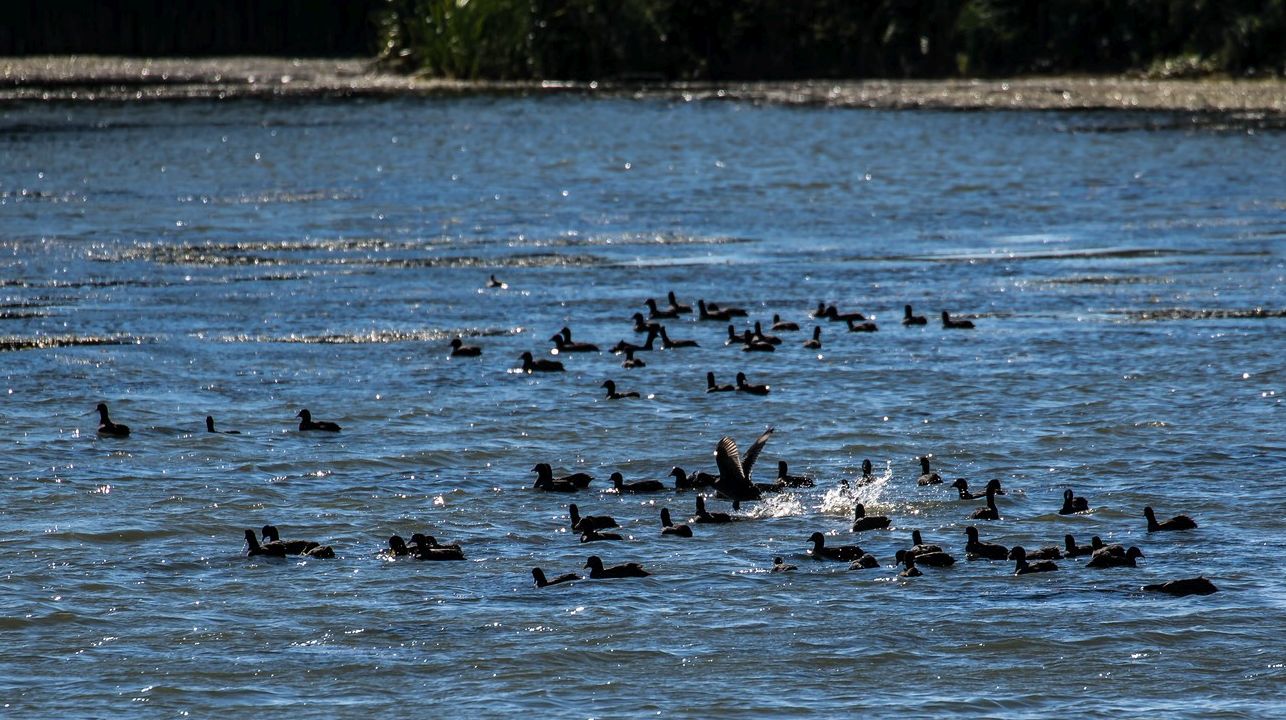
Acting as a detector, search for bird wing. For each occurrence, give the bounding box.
[740,427,775,482]
[715,436,747,487]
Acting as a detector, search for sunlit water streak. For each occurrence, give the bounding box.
[0,97,1283,717]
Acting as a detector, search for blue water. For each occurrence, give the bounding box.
[1,96,1284,718]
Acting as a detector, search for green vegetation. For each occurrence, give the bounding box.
[378,0,1286,80]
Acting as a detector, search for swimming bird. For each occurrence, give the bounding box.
[1143,577,1218,596]
[631,313,661,334]
[858,458,876,485]
[622,349,646,369]
[645,298,680,320]
[666,291,692,315]
[735,372,770,395]
[660,508,693,537]
[205,415,240,434]
[550,331,599,353]
[569,503,618,533]
[771,314,799,332]
[610,328,657,354]
[951,478,977,499]
[611,471,664,493]
[1087,545,1143,568]
[969,481,1003,520]
[713,426,774,505]
[1003,545,1064,563]
[531,463,592,490]
[846,319,879,333]
[909,530,944,555]
[802,326,822,349]
[1090,536,1124,555]
[851,503,892,532]
[1145,506,1197,532]
[706,372,735,393]
[823,305,866,323]
[752,321,782,345]
[697,299,741,322]
[775,460,813,488]
[260,526,334,558]
[693,495,737,524]
[584,555,649,579]
[413,544,464,561]
[740,330,776,352]
[580,529,624,543]
[772,557,797,572]
[897,548,956,568]
[244,529,287,557]
[532,567,579,587]
[296,408,341,432]
[95,402,130,437]
[601,380,640,400]
[942,311,975,329]
[1060,488,1090,515]
[964,526,1008,560]
[385,535,415,557]
[916,456,942,486]
[707,301,748,317]
[849,553,881,570]
[261,525,321,555]
[485,274,507,289]
[1011,546,1058,575]
[807,532,865,561]
[408,533,463,554]
[810,302,828,318]
[659,326,699,349]
[533,476,578,492]
[898,553,923,577]
[902,304,927,326]
[520,351,564,373]
[1063,534,1096,558]
[671,466,717,490]
[449,337,482,356]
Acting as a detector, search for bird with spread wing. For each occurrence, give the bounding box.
[713,426,775,509]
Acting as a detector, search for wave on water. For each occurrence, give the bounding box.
[0,278,157,289]
[1116,307,1286,321]
[102,233,744,269]
[863,247,1214,264]
[215,327,518,344]
[0,333,150,352]
[106,242,606,269]
[176,189,361,205]
[1040,275,1176,286]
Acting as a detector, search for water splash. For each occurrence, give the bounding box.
[817,463,894,516]
[744,492,804,518]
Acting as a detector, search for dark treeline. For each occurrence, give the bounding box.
[5,0,1281,79]
[2,0,381,56]
[379,0,1286,80]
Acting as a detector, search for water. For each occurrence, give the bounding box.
[1,96,1283,717]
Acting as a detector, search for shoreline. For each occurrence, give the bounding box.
[3,56,1285,116]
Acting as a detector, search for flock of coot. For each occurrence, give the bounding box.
[90,281,1216,598]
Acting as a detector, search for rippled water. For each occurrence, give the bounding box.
[1,97,1283,717]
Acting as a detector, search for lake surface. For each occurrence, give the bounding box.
[1,96,1283,718]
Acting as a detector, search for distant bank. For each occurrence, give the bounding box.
[3,56,1284,118]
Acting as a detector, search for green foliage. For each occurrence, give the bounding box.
[380,0,1286,79]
